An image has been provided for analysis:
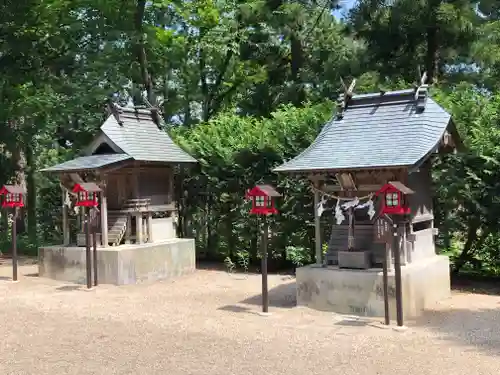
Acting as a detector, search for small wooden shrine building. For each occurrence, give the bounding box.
[274,81,461,317]
[41,105,197,248]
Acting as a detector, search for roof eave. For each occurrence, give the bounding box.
[408,118,462,174]
[40,167,106,174]
[39,156,132,174]
[273,164,411,174]
[129,157,198,164]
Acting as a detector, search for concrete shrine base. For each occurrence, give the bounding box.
[296,255,451,318]
[38,239,195,285]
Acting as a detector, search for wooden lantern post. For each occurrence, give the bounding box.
[72,183,101,289]
[90,207,99,286]
[0,185,26,282]
[246,185,281,314]
[375,181,414,328]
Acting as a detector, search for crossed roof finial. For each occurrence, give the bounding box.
[336,77,357,119]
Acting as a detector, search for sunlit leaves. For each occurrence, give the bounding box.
[348,0,479,82]
[171,103,332,259]
[432,84,500,271]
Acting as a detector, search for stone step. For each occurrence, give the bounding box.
[108,218,127,225]
[107,212,128,246]
[108,214,124,219]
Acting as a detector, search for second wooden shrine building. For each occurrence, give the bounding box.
[274,83,461,318]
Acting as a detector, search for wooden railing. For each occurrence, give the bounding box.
[120,198,151,212]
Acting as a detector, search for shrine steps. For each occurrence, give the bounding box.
[107,211,128,246]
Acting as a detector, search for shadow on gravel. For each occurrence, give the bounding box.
[451,274,500,296]
[196,261,295,276]
[218,305,252,313]
[56,285,82,292]
[335,318,371,327]
[239,282,297,308]
[413,274,500,355]
[414,306,500,356]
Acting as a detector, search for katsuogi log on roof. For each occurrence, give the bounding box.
[274,87,461,173]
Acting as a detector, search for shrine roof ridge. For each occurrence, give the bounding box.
[274,87,458,173]
[350,88,416,100]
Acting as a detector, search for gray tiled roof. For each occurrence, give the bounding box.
[100,107,197,163]
[274,89,452,172]
[40,154,131,172]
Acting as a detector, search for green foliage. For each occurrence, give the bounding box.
[431,83,500,273]
[349,0,478,83]
[235,250,250,272]
[1,0,500,277]
[285,245,312,268]
[224,256,236,273]
[171,102,331,267]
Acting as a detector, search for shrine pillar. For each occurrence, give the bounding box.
[61,186,70,246]
[147,212,153,243]
[135,213,143,244]
[312,181,323,265]
[100,183,109,247]
[125,215,132,244]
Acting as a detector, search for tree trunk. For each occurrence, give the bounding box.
[199,38,210,122]
[0,213,7,255]
[452,221,479,274]
[425,0,440,83]
[134,0,154,104]
[225,207,235,259]
[290,32,305,106]
[425,26,439,83]
[174,169,186,238]
[205,200,219,259]
[25,139,37,247]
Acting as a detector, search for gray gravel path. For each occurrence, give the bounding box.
[0,264,499,375]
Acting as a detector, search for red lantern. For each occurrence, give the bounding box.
[375,181,414,216]
[72,183,101,207]
[246,184,281,215]
[0,185,26,208]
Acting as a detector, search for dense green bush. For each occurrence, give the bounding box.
[171,102,333,269]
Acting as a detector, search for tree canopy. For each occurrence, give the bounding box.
[1,0,500,274]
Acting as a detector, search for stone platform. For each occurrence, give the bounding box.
[38,239,195,285]
[296,255,450,318]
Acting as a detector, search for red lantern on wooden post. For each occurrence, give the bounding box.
[246,184,281,315]
[72,182,101,289]
[246,185,280,215]
[72,183,100,207]
[0,185,25,208]
[375,181,414,216]
[0,185,26,282]
[375,181,414,329]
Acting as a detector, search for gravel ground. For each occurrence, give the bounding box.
[0,263,499,375]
